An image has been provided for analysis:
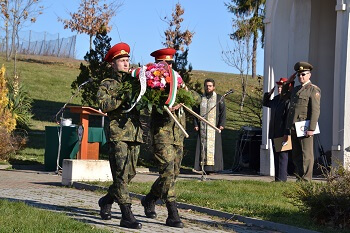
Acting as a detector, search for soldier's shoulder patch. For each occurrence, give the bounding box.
[314,89,321,99]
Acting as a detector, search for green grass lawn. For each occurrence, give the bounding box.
[0,199,110,233]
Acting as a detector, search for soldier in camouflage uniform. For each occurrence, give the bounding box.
[141,48,187,228]
[97,42,143,229]
[283,61,321,181]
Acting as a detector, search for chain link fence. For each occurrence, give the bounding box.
[0,30,76,58]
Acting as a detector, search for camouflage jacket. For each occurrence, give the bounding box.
[97,71,144,143]
[285,81,321,134]
[151,107,186,146]
[150,89,201,146]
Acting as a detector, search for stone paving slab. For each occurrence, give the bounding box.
[0,169,281,233]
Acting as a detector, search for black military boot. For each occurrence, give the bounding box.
[119,204,142,229]
[141,193,157,218]
[165,201,184,228]
[98,194,114,220]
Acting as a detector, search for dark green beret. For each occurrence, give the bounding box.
[294,61,313,72]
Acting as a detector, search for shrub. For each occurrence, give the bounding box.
[0,128,27,160]
[7,74,33,130]
[0,127,14,160]
[0,66,28,160]
[0,65,16,132]
[286,165,350,229]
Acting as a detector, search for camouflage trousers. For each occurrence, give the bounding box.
[107,141,141,204]
[150,144,183,203]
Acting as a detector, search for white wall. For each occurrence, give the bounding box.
[309,0,336,153]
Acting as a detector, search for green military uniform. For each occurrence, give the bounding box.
[284,62,321,181]
[141,48,201,228]
[149,107,186,202]
[97,70,144,204]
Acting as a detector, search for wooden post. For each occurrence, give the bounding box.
[78,112,89,159]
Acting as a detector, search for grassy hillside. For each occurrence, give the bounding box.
[0,55,82,130]
[1,54,262,170]
[191,70,263,129]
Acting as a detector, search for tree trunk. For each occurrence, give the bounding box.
[251,31,258,79]
[240,91,246,111]
[5,19,9,61]
[10,25,16,60]
[14,29,20,75]
[240,73,247,111]
[4,0,10,61]
[14,46,17,76]
[89,35,93,51]
[251,5,260,80]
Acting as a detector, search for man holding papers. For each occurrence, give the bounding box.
[283,62,321,181]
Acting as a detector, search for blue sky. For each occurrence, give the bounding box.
[23,0,264,75]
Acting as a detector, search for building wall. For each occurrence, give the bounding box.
[309,0,336,152]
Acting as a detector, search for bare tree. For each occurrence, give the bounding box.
[163,3,194,52]
[58,0,121,50]
[0,0,43,62]
[233,78,263,127]
[1,0,10,60]
[222,18,252,111]
[162,3,197,89]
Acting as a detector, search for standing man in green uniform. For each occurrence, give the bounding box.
[283,61,321,181]
[97,42,144,229]
[141,48,185,228]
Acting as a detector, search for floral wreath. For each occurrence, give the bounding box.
[131,61,196,113]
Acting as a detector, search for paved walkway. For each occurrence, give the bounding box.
[0,166,318,233]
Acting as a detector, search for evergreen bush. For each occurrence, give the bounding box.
[71,30,113,107]
[286,165,350,229]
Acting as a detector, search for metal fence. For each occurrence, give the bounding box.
[0,30,76,58]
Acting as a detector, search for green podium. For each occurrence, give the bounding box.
[44,126,107,171]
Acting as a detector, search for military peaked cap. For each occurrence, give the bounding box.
[150,48,176,61]
[294,61,313,72]
[105,42,130,62]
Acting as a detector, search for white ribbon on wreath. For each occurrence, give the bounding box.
[122,65,147,113]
